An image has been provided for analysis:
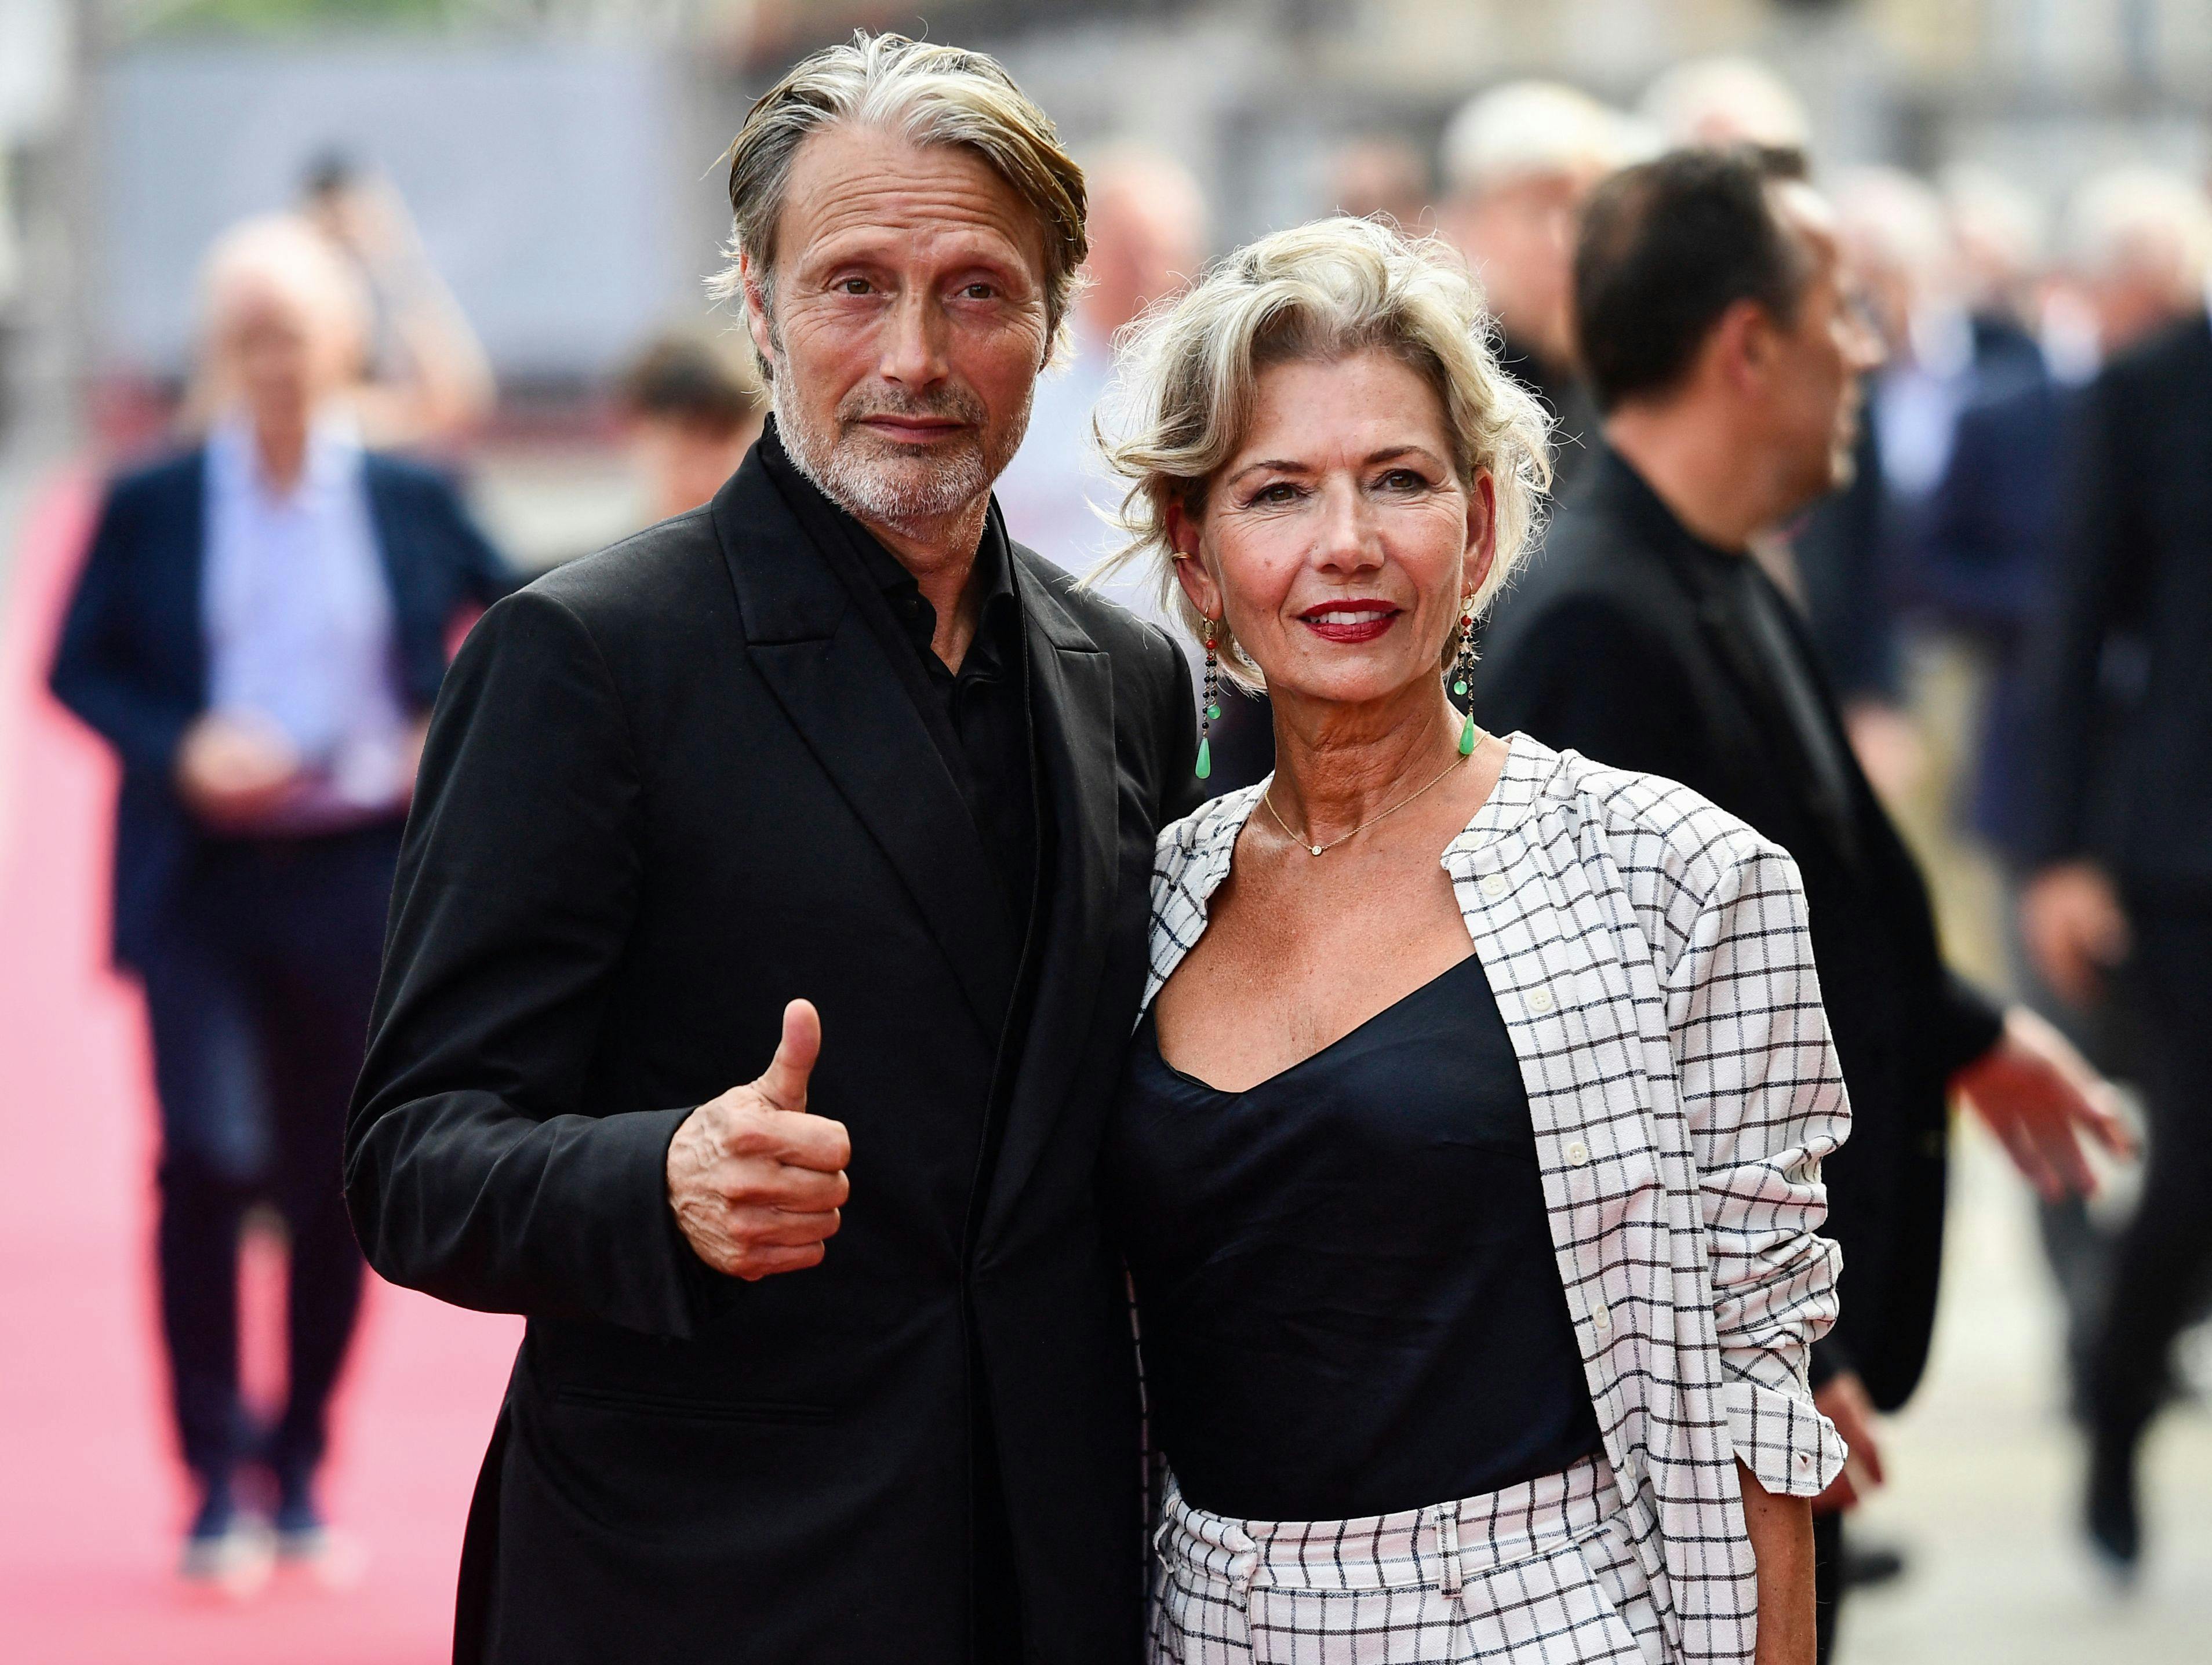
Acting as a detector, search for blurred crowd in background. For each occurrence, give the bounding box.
[2,1,2209,1661]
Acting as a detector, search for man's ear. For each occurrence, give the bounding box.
[1165,500,1222,622]
[740,253,776,377]
[1717,298,1778,396]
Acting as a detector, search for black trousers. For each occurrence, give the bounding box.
[1812,1510,1841,1663]
[2089,892,2212,1452]
[136,820,401,1485]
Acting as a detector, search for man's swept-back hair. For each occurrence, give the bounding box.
[710,31,1088,366]
[1573,146,1812,412]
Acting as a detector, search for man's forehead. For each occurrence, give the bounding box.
[779,124,1045,270]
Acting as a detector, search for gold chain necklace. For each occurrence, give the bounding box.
[1262,729,1489,858]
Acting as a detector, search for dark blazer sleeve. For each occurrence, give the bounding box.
[345,585,712,1338]
[1471,593,1715,792]
[1932,968,2006,1079]
[48,477,198,781]
[2019,369,2138,869]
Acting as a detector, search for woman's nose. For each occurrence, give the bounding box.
[1313,481,1384,572]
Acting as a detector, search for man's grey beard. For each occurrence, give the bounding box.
[771,363,1031,535]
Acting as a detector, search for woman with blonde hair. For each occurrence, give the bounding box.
[1096,216,1846,1664]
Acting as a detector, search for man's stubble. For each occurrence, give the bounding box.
[770,345,1036,541]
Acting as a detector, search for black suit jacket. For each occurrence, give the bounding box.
[48,444,511,964]
[1470,447,2002,1411]
[344,443,1196,1663]
[2024,312,2212,893]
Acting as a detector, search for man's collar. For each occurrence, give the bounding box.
[209,405,362,500]
[1589,441,1745,571]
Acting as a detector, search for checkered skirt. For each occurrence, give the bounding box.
[1152,1455,1664,1664]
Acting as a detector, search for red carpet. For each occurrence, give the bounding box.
[0,468,522,1663]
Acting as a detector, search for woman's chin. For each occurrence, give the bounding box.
[1265,665,1436,712]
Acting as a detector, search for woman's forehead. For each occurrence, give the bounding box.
[1231,351,1453,465]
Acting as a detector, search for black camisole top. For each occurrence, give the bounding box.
[1103,953,1602,1522]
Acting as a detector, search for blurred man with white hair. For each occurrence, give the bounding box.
[2057,165,2212,367]
[2017,164,2212,1577]
[1640,54,1812,158]
[994,138,1205,602]
[50,214,510,1588]
[1440,79,1633,492]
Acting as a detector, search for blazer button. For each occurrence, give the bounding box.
[1565,1140,1590,1166]
[1480,872,1508,899]
[1527,987,1555,1014]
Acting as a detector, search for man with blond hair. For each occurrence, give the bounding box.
[346,34,1196,1663]
[52,214,509,1588]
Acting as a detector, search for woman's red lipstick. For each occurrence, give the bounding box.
[1297,599,1402,644]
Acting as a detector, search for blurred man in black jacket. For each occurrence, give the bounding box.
[1471,148,2127,1661]
[2019,249,2212,1575]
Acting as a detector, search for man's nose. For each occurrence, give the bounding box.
[879,288,949,387]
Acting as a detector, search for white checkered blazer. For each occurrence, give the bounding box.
[1141,734,1850,1665]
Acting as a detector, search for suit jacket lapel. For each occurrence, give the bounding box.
[167,450,213,706]
[712,456,1018,1043]
[981,552,1119,1234]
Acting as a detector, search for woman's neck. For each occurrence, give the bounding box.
[1266,680,1466,844]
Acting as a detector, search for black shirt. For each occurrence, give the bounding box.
[1104,953,1602,1522]
[755,422,1042,1657]
[757,422,1039,941]
[1711,543,1865,871]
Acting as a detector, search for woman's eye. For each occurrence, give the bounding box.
[1251,482,1301,506]
[1377,469,1427,492]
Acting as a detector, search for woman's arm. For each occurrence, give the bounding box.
[1737,1461,1815,1665]
[1667,836,1852,1495]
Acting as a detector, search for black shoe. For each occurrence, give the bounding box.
[2085,1435,2141,1578]
[272,1462,325,1553]
[1838,1540,1907,1590]
[179,1473,274,1593]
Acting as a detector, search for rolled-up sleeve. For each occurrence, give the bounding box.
[1667,840,1851,1498]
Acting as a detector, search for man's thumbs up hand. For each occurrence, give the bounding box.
[753,997,821,1113]
[667,1000,851,1281]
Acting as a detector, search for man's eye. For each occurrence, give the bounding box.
[837,278,874,296]
[960,283,997,300]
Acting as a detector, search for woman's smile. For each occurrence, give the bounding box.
[1298,600,1403,643]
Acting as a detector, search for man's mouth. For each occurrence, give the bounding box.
[852,413,969,444]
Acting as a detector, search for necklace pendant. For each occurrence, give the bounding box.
[1309,844,1324,857]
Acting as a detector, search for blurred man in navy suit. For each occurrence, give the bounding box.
[50,216,508,1586]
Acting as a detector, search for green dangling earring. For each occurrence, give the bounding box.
[1451,596,1479,756]
[1196,617,1221,781]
